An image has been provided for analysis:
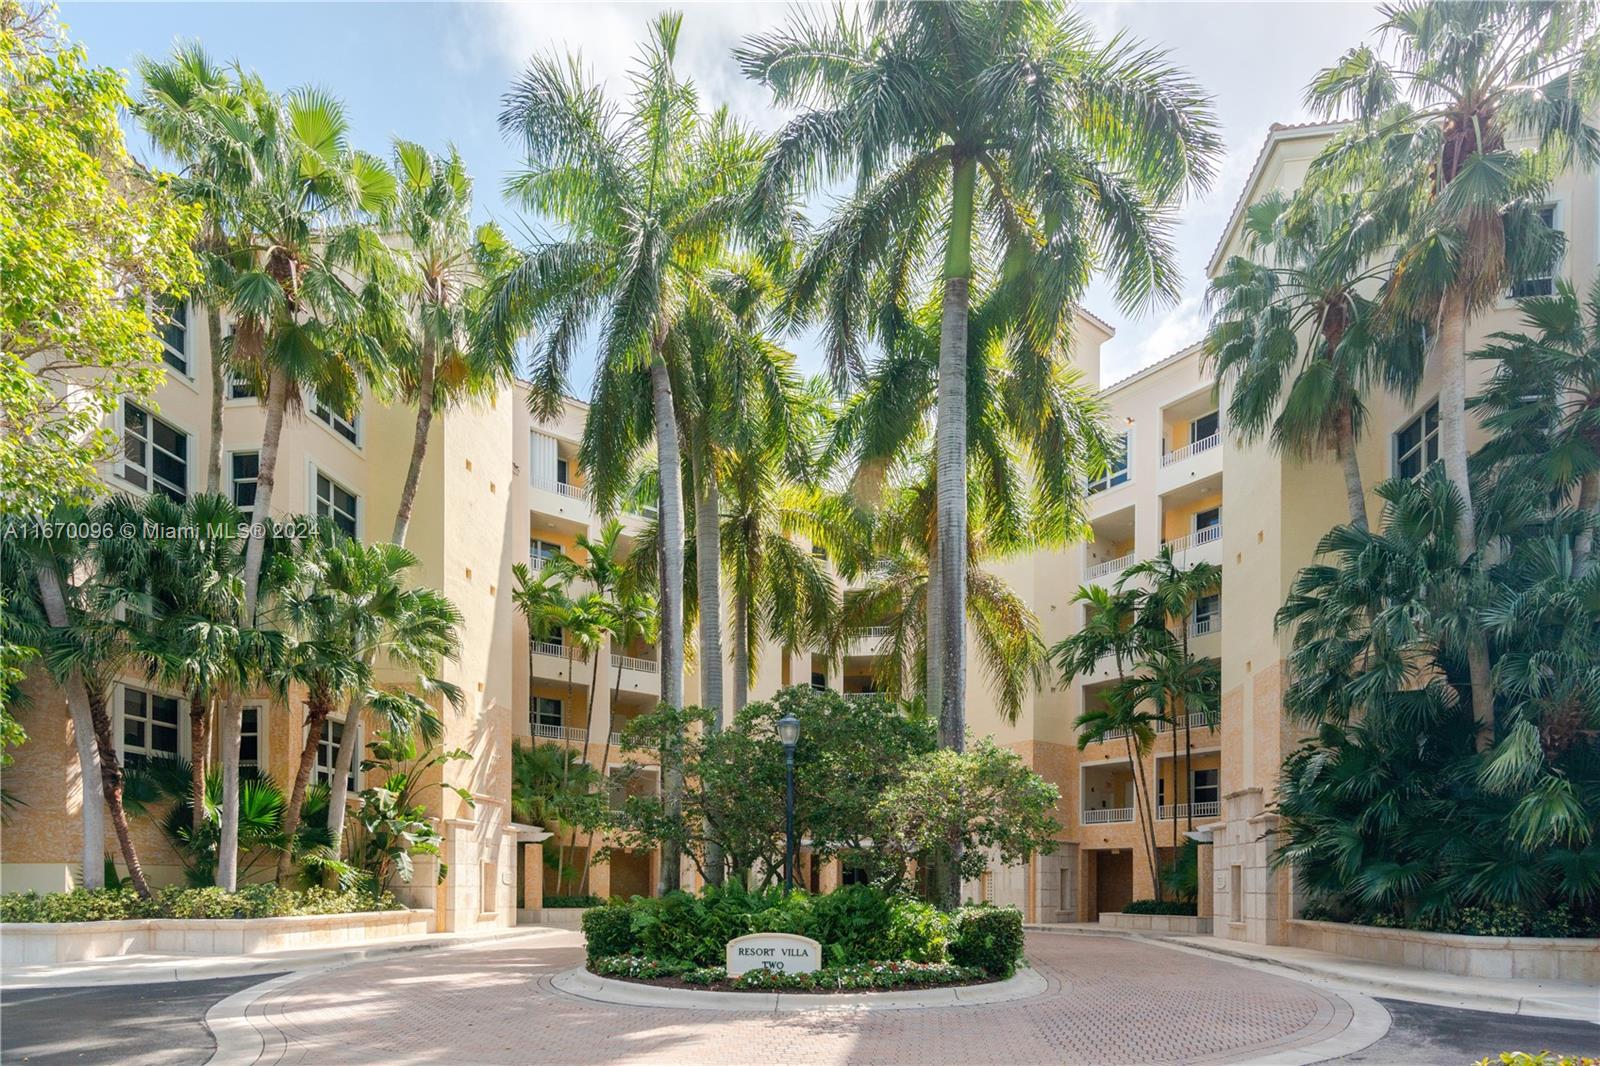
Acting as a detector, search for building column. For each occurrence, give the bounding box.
[519,841,544,922]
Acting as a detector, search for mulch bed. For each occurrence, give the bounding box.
[592,970,996,994]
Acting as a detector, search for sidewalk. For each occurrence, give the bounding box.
[0,925,562,990]
[1027,923,1599,1024]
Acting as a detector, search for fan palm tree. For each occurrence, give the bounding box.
[1307,1,1600,554]
[380,140,518,546]
[1119,547,1221,829]
[739,0,1220,757]
[134,45,264,493]
[1205,189,1426,530]
[271,529,463,880]
[490,13,773,892]
[1472,279,1600,576]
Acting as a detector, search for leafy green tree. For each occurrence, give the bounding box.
[739,2,1220,803]
[1205,189,1425,529]
[1,7,200,515]
[491,13,772,893]
[380,140,517,545]
[510,742,604,895]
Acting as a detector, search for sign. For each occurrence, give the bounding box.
[725,933,822,976]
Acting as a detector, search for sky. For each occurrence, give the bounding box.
[61,1,1386,391]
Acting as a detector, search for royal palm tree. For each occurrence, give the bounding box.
[491,13,772,893]
[380,140,517,546]
[1307,1,1600,553]
[739,1,1220,763]
[1206,189,1426,529]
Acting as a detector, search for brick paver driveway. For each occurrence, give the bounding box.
[244,930,1358,1065]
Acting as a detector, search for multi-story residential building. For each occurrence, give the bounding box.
[5,119,1593,951]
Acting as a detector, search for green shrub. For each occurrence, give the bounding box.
[0,885,397,923]
[1121,899,1198,916]
[797,883,893,965]
[1474,1054,1599,1066]
[884,897,952,962]
[581,905,637,962]
[681,965,727,986]
[1315,902,1600,939]
[544,894,603,909]
[589,954,691,980]
[949,904,1024,978]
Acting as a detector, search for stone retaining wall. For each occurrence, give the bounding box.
[0,908,433,965]
[1099,912,1213,935]
[1287,918,1599,983]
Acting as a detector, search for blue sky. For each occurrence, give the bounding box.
[63,1,1384,393]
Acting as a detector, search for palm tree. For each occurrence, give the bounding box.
[1121,646,1220,856]
[1119,547,1221,829]
[1307,1,1600,554]
[1472,280,1600,576]
[1205,189,1426,530]
[491,12,772,893]
[739,1,1220,761]
[272,529,463,881]
[380,140,517,546]
[1074,683,1165,902]
[134,45,262,494]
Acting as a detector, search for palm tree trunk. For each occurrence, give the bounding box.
[577,650,605,897]
[1336,403,1368,531]
[392,341,436,546]
[241,366,289,624]
[925,535,941,713]
[216,691,242,890]
[83,683,151,897]
[35,564,105,890]
[649,343,685,895]
[277,691,334,884]
[205,305,226,494]
[732,585,749,712]
[1572,470,1598,577]
[693,466,724,723]
[1437,286,1476,553]
[189,688,208,834]
[1171,701,1180,859]
[325,686,366,850]
[1122,733,1160,905]
[579,656,629,898]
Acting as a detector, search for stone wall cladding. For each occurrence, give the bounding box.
[1287,919,1600,984]
[1099,912,1213,934]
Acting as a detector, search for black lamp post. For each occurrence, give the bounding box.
[776,713,801,896]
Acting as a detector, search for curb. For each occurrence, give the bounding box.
[550,964,1048,1013]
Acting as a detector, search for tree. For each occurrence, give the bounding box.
[510,742,603,895]
[1472,280,1600,576]
[1,6,200,516]
[272,530,463,881]
[1119,547,1221,830]
[1119,645,1220,856]
[347,734,473,893]
[874,738,1061,887]
[491,12,772,893]
[739,1,1220,786]
[1205,189,1425,530]
[380,140,517,546]
[135,44,263,494]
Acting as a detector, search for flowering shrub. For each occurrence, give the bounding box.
[588,954,691,980]
[589,956,986,991]
[0,885,398,923]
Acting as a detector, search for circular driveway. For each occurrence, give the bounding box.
[232,930,1378,1065]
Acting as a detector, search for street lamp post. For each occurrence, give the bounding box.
[776,713,801,896]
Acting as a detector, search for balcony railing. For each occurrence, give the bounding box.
[1161,433,1220,467]
[1188,611,1221,638]
[1164,523,1222,555]
[532,640,587,661]
[610,653,658,674]
[532,722,587,744]
[1157,800,1221,821]
[532,477,585,500]
[1086,551,1136,581]
[1156,710,1219,733]
[1083,806,1135,825]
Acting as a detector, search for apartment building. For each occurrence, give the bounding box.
[6,120,1594,948]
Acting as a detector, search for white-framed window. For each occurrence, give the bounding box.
[1190,410,1220,444]
[532,696,562,731]
[530,538,563,567]
[1192,768,1220,806]
[312,718,357,790]
[1194,506,1221,533]
[1395,401,1441,480]
[1192,592,1221,633]
[1510,203,1560,299]
[157,299,189,375]
[119,686,183,769]
[230,452,259,523]
[120,400,189,502]
[312,397,360,446]
[239,704,265,773]
[1088,429,1132,494]
[313,469,359,537]
[228,374,257,400]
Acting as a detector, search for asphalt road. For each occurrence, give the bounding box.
[1333,999,1600,1065]
[0,974,280,1065]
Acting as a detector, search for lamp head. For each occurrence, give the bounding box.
[776,713,801,750]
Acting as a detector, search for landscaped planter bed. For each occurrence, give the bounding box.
[1287,919,1600,983]
[588,955,991,993]
[1099,911,1213,934]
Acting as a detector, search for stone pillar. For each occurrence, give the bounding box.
[1212,787,1284,944]
[519,842,544,923]
[818,857,841,894]
[588,855,612,900]
[1196,840,1214,929]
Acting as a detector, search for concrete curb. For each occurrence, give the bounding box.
[2,926,556,990]
[550,964,1048,1013]
[1231,992,1392,1066]
[202,929,570,1065]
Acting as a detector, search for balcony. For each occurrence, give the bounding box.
[1083,806,1135,825]
[1157,800,1220,821]
[1156,710,1219,734]
[610,653,657,674]
[531,722,587,744]
[1187,610,1221,638]
[533,477,584,500]
[1086,551,1136,582]
[1161,433,1220,468]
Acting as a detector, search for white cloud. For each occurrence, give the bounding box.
[1102,295,1209,385]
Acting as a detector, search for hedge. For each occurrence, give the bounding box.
[0,885,399,923]
[948,905,1025,978]
[1121,899,1199,916]
[590,954,985,991]
[1300,901,1600,939]
[543,894,604,909]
